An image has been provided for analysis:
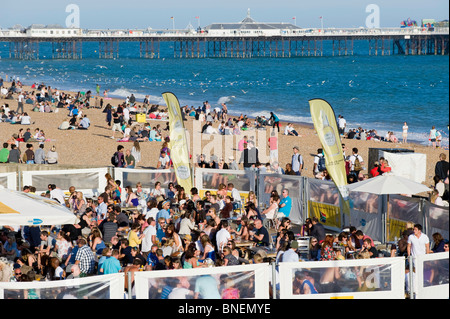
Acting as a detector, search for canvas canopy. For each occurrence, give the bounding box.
[0,187,77,226]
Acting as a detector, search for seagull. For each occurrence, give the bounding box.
[201,89,208,93]
[189,92,195,95]
[349,97,358,102]
[241,90,248,94]
[192,72,200,77]
[96,65,108,69]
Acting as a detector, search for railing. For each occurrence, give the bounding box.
[0,253,447,299]
[0,27,448,39]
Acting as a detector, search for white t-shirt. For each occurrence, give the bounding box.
[168,287,191,299]
[123,107,130,120]
[141,225,156,252]
[349,154,363,171]
[145,207,159,220]
[215,228,231,252]
[407,233,429,256]
[21,115,31,125]
[50,188,66,205]
[230,188,241,203]
[158,155,171,168]
[338,118,346,129]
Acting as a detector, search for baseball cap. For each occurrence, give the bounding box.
[290,240,299,249]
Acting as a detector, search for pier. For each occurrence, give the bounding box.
[0,19,448,60]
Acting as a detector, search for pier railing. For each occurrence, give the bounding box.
[0,27,448,39]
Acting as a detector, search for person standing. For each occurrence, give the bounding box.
[268,129,278,164]
[402,122,408,144]
[407,224,430,257]
[16,92,24,114]
[291,146,304,176]
[269,112,280,132]
[434,153,449,182]
[338,115,346,136]
[429,126,437,148]
[349,147,364,177]
[309,217,325,243]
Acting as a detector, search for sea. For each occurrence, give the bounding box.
[0,40,448,147]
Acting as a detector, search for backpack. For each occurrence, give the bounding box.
[317,156,326,172]
[353,155,362,171]
[111,152,119,166]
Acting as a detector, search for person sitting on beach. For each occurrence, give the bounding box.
[285,123,299,136]
[78,115,90,130]
[157,151,171,169]
[56,118,70,130]
[20,112,31,125]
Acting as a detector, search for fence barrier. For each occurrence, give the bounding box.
[1,255,447,299]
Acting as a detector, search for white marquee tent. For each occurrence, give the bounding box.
[0,187,77,226]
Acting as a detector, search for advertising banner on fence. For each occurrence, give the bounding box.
[162,92,193,192]
[309,98,350,215]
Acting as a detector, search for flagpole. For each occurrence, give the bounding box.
[320,16,324,30]
[172,17,175,30]
[293,16,296,26]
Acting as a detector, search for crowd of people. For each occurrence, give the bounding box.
[0,167,448,297]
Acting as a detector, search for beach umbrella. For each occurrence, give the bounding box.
[0,187,77,226]
[346,173,431,195]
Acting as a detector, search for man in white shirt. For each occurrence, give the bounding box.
[16,93,24,113]
[215,220,231,253]
[227,183,241,207]
[95,196,108,221]
[338,115,346,136]
[50,184,66,206]
[407,224,430,257]
[123,107,130,124]
[282,240,300,262]
[141,217,157,255]
[349,147,365,176]
[78,115,90,129]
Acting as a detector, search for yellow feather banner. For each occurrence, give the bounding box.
[309,98,350,215]
[162,92,193,192]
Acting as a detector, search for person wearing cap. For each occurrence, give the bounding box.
[156,200,172,227]
[228,155,239,170]
[291,146,304,176]
[282,240,300,262]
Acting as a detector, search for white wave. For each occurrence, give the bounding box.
[246,110,313,125]
[108,88,164,104]
[217,96,236,105]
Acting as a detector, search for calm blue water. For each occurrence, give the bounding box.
[0,41,448,146]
